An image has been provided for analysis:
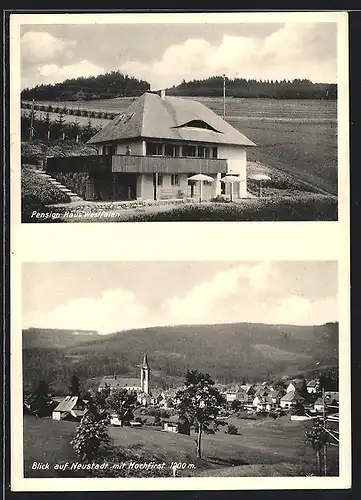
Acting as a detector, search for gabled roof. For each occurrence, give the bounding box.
[281,391,303,402]
[99,376,141,389]
[88,92,256,147]
[54,396,82,412]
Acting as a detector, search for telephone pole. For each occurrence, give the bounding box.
[223,74,226,120]
[322,388,328,476]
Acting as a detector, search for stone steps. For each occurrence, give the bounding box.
[34,169,83,202]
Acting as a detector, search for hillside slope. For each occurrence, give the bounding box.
[23,322,338,391]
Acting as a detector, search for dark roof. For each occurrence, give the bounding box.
[88,92,256,147]
[99,377,141,389]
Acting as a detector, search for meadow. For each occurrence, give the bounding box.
[23,414,338,478]
[22,97,338,196]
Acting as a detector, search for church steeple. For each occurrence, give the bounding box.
[142,353,149,368]
[140,353,150,394]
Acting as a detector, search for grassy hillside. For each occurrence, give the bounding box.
[23,328,101,349]
[23,414,338,478]
[23,322,338,392]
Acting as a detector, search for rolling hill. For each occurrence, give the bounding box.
[22,322,338,392]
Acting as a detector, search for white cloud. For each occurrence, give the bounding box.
[21,31,76,64]
[263,295,338,326]
[24,288,148,334]
[120,23,336,89]
[37,60,105,85]
[22,60,105,89]
[162,262,276,325]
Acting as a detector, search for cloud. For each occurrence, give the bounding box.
[263,295,338,326]
[21,31,76,64]
[24,288,148,334]
[119,23,337,89]
[23,264,337,333]
[22,60,105,89]
[162,262,277,325]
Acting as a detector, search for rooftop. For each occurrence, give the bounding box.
[88,92,256,147]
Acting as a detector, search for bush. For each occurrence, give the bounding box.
[71,411,110,462]
[210,195,232,203]
[227,423,238,435]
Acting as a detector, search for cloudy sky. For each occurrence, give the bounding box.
[20,21,337,90]
[22,261,338,334]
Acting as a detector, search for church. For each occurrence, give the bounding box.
[98,354,151,395]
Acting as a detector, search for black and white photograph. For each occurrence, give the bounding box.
[12,12,347,223]
[19,261,343,482]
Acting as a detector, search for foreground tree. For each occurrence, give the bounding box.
[176,370,226,459]
[305,419,330,475]
[106,389,137,426]
[71,398,110,462]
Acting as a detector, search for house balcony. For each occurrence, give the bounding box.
[46,154,228,175]
[111,155,227,174]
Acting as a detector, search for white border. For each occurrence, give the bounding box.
[10,10,350,491]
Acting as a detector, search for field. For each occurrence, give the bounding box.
[22,97,337,195]
[23,414,338,478]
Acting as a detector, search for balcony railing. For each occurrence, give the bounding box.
[46,155,112,173]
[46,154,228,174]
[112,155,227,174]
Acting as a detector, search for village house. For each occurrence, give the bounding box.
[306,379,319,394]
[286,380,304,393]
[280,391,304,410]
[162,415,190,435]
[52,395,87,421]
[109,408,134,427]
[46,91,256,202]
[313,397,325,413]
[324,391,339,406]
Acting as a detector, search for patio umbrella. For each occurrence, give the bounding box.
[248,173,271,198]
[188,173,214,202]
[220,173,240,202]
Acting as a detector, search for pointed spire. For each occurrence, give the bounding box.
[142,353,149,368]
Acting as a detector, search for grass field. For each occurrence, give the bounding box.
[22,97,337,195]
[23,414,338,478]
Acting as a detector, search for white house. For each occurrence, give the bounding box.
[306,380,319,394]
[47,91,256,202]
[52,395,87,421]
[280,391,304,410]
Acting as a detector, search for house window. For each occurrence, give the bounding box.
[182,145,196,157]
[198,146,210,158]
[157,173,163,186]
[171,174,180,186]
[212,147,218,158]
[146,142,163,156]
[204,180,213,186]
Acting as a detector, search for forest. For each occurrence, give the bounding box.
[21,72,336,102]
[167,77,337,100]
[21,71,151,101]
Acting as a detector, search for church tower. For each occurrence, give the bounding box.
[140,354,150,395]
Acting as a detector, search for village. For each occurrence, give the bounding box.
[24,354,339,436]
